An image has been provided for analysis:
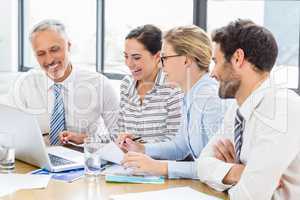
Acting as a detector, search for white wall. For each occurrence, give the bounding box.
[0,0,18,72]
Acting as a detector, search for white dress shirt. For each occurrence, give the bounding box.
[9,67,119,136]
[197,78,300,200]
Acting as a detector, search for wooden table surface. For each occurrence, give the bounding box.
[2,160,229,200]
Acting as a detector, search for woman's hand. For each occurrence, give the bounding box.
[115,132,145,153]
[121,151,168,176]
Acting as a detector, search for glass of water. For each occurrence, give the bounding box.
[84,137,104,177]
[0,132,15,173]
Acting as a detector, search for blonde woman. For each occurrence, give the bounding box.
[118,25,229,179]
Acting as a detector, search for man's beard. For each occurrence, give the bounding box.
[218,79,241,99]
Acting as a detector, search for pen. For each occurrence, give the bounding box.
[69,175,84,183]
[132,136,142,141]
[121,136,142,146]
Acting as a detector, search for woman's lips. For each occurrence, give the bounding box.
[131,68,142,76]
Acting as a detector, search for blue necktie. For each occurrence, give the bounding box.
[49,84,66,145]
[234,109,245,163]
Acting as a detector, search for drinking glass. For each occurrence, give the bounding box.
[84,137,104,176]
[0,132,15,173]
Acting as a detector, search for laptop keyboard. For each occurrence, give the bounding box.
[48,153,75,166]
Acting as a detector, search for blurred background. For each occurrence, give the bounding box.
[0,0,299,96]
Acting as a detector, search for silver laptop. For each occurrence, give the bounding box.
[0,104,84,172]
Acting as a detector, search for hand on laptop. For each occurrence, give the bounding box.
[213,138,236,163]
[115,133,145,153]
[122,151,168,176]
[59,131,86,145]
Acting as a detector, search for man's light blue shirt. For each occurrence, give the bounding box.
[145,73,230,179]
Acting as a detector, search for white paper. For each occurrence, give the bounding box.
[0,174,51,197]
[99,142,124,164]
[0,184,16,197]
[110,187,222,200]
[101,164,134,176]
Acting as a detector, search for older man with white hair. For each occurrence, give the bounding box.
[10,19,119,145]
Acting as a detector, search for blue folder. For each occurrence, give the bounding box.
[105,174,164,184]
[31,168,84,182]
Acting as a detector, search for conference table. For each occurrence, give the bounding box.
[2,160,229,200]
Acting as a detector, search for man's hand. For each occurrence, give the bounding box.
[215,139,285,188]
[121,151,168,176]
[115,132,145,153]
[223,164,245,185]
[214,138,243,185]
[59,131,86,144]
[223,164,284,189]
[213,138,236,163]
[277,178,284,189]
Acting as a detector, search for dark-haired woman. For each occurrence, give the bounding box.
[117,24,183,141]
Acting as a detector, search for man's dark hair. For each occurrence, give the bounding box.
[126,24,162,55]
[212,19,278,72]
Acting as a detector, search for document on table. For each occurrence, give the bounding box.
[102,164,164,184]
[31,168,84,182]
[0,174,51,197]
[110,187,222,200]
[99,142,124,164]
[101,164,134,176]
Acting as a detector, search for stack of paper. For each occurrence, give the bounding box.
[31,168,84,182]
[110,187,222,200]
[102,164,163,184]
[0,174,51,197]
[101,164,134,176]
